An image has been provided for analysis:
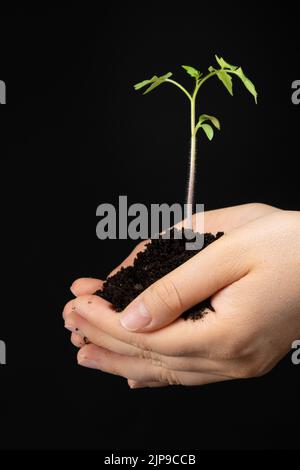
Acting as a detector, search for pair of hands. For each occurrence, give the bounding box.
[63,203,300,388]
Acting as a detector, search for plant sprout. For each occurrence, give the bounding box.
[134,55,257,229]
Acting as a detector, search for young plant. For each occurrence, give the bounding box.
[134,55,257,229]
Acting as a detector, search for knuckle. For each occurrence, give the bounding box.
[164,356,188,371]
[142,350,165,369]
[154,366,180,385]
[130,332,153,353]
[250,202,267,210]
[248,202,271,213]
[138,339,187,368]
[150,278,183,315]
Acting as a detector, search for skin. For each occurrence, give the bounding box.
[63,203,300,388]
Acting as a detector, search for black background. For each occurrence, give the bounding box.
[0,5,299,450]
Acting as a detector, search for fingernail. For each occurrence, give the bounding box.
[120,300,151,331]
[78,357,98,369]
[128,381,146,389]
[128,380,139,389]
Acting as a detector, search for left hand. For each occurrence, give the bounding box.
[63,209,300,388]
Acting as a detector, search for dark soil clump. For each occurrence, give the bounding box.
[97,228,224,320]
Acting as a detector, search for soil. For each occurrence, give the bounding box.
[97,228,224,320]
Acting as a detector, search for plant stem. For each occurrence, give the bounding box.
[197,70,217,89]
[167,71,226,230]
[185,71,220,230]
[165,79,192,101]
[186,94,196,230]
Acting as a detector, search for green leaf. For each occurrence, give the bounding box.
[182,65,202,79]
[234,67,258,103]
[201,123,214,140]
[216,70,233,95]
[215,55,237,70]
[134,76,158,90]
[134,72,172,94]
[208,66,215,73]
[198,114,220,130]
[143,72,173,94]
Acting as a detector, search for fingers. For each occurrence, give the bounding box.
[70,278,103,296]
[77,344,164,382]
[65,296,235,374]
[127,379,169,389]
[71,332,86,348]
[64,300,142,357]
[77,344,230,386]
[66,312,234,375]
[118,230,250,332]
[69,294,233,361]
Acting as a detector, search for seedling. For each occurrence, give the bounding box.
[134,55,257,228]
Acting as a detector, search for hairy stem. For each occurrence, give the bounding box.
[185,71,220,229]
[186,97,196,230]
[166,72,224,230]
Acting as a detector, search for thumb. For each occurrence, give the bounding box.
[119,232,250,332]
